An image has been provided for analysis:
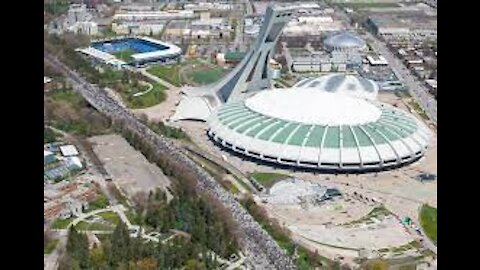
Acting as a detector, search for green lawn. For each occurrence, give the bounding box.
[121,83,167,109]
[419,204,437,245]
[187,67,227,85]
[147,65,183,87]
[88,193,110,211]
[112,49,137,62]
[75,221,113,231]
[250,172,290,188]
[51,217,74,229]
[98,211,121,225]
[44,239,59,254]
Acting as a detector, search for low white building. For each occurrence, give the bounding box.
[366,55,388,66]
[67,21,99,36]
[112,22,164,35]
[59,145,79,157]
[284,16,343,36]
[113,10,195,22]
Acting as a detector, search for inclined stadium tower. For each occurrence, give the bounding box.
[172,5,431,172]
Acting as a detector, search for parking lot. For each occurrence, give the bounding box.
[89,134,171,198]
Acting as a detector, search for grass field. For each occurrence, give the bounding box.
[51,217,74,229]
[147,65,183,87]
[75,221,114,231]
[186,67,227,85]
[250,172,290,188]
[88,193,110,211]
[112,49,137,62]
[419,204,437,245]
[98,211,121,225]
[121,82,167,109]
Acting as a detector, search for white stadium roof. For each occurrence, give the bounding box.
[245,89,381,126]
[131,37,182,61]
[208,81,431,171]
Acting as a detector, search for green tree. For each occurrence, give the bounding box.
[109,222,131,266]
[66,226,90,268]
[58,253,81,270]
[90,245,106,268]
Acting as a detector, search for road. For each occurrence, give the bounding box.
[365,32,437,123]
[44,52,296,269]
[333,7,437,123]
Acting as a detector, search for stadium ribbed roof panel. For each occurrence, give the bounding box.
[208,87,431,171]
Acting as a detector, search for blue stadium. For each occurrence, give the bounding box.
[92,38,169,54]
[78,37,182,68]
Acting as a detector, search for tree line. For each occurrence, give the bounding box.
[59,186,240,270]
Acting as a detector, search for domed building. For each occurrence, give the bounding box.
[293,73,378,101]
[324,32,367,52]
[208,80,430,172]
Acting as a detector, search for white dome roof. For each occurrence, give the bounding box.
[245,88,381,126]
[293,74,379,101]
[324,32,366,51]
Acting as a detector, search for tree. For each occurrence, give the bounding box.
[58,253,81,270]
[109,222,131,266]
[90,245,106,268]
[66,226,90,268]
[184,258,205,270]
[136,257,158,270]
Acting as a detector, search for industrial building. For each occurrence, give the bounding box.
[365,9,437,39]
[286,32,366,73]
[112,22,164,35]
[113,9,195,22]
[283,16,344,36]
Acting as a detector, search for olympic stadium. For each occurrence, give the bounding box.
[172,5,431,172]
[207,75,430,171]
[77,36,181,68]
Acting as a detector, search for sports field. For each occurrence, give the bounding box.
[112,49,137,62]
